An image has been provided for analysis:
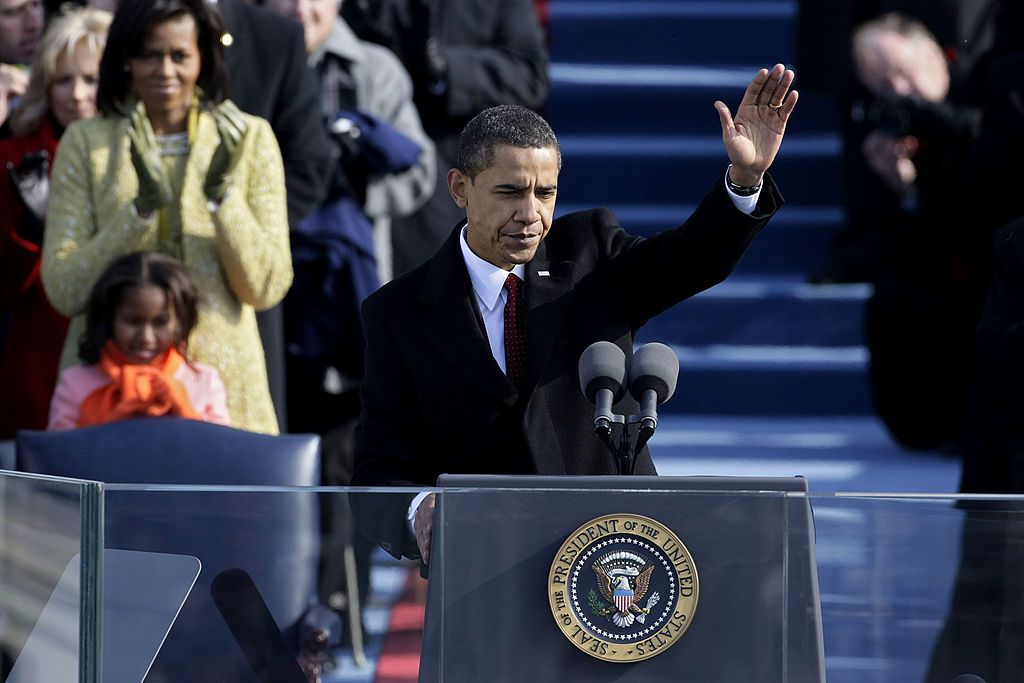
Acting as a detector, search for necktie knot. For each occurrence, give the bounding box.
[504,273,526,390]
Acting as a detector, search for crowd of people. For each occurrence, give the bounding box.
[0,0,549,443]
[0,0,550,657]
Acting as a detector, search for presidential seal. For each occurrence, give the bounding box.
[548,513,698,663]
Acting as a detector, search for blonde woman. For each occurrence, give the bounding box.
[42,0,292,434]
[0,6,110,438]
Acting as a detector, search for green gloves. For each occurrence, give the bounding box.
[204,100,248,203]
[128,101,173,216]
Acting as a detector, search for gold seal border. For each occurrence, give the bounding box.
[547,513,699,663]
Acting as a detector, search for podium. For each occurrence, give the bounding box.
[419,475,824,682]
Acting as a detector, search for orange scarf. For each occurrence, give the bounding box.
[77,341,200,428]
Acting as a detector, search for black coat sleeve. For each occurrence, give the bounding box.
[606,173,783,330]
[351,294,429,560]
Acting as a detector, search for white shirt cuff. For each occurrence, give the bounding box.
[407,490,431,535]
[723,171,761,216]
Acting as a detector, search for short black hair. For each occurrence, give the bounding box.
[78,252,200,364]
[456,105,561,180]
[97,0,228,116]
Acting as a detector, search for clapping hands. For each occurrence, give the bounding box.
[128,101,173,216]
[204,100,248,202]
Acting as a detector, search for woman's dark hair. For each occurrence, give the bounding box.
[78,251,201,364]
[96,0,228,116]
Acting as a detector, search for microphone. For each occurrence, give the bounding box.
[578,341,627,436]
[628,343,679,437]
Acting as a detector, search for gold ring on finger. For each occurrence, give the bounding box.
[768,102,782,110]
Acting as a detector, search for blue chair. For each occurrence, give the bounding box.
[0,440,14,471]
[16,418,334,682]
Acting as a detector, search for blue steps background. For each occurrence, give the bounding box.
[546,0,867,418]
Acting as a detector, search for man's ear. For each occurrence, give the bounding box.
[447,168,469,209]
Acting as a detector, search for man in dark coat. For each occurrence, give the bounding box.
[352,65,799,565]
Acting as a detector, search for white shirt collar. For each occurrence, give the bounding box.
[459,225,526,312]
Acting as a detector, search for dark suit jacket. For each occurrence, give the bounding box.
[352,173,783,559]
[217,0,330,227]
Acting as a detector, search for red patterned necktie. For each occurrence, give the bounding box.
[503,273,526,390]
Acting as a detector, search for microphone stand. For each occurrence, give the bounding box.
[597,414,650,476]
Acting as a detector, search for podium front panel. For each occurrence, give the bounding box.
[422,477,822,682]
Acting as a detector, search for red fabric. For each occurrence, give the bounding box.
[503,273,526,391]
[0,116,68,438]
[77,342,200,428]
[372,568,425,683]
[533,0,549,34]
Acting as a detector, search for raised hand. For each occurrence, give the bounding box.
[204,100,248,202]
[714,63,798,186]
[0,64,29,129]
[128,101,173,215]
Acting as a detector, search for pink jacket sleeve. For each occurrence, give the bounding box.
[47,366,107,430]
[183,363,232,426]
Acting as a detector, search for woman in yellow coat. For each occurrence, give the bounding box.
[41,0,291,434]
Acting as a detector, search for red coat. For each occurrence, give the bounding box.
[0,116,68,438]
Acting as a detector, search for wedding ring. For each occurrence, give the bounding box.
[767,102,782,110]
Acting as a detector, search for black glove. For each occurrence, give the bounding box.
[128,102,173,215]
[7,150,49,245]
[205,100,248,202]
[327,115,365,161]
[325,115,369,205]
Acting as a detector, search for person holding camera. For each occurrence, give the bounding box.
[845,13,986,453]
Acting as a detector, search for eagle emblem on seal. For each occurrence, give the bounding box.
[590,551,661,628]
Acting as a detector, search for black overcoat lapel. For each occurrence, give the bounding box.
[524,241,576,391]
[419,228,518,404]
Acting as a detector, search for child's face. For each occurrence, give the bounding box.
[113,284,179,363]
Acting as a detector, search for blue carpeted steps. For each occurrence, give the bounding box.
[557,204,846,275]
[556,134,843,206]
[547,71,841,135]
[548,0,871,417]
[548,1,795,67]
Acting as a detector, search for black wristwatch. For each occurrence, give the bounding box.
[726,165,762,196]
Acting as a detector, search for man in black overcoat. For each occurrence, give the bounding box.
[352,65,799,566]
